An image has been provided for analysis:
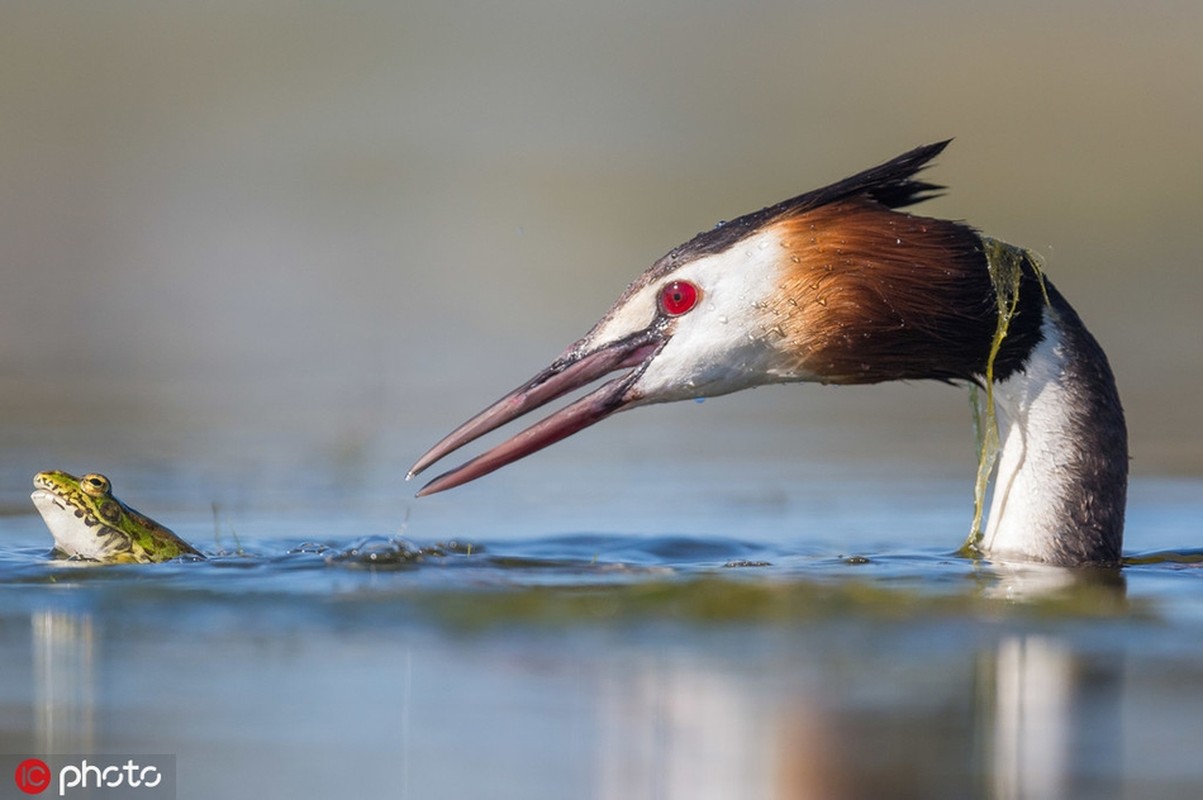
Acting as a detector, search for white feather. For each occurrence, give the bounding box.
[622,229,815,404]
[980,316,1077,563]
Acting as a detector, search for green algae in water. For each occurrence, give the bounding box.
[416,570,1136,631]
[963,239,1049,555]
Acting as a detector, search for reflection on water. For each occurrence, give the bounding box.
[979,634,1124,800]
[6,536,1193,799]
[988,636,1076,800]
[597,659,776,800]
[590,618,1125,798]
[32,610,96,756]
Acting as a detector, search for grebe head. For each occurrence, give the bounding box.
[409,141,1127,566]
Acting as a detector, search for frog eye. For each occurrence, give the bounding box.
[82,474,111,497]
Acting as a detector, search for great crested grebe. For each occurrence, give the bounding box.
[408,141,1128,567]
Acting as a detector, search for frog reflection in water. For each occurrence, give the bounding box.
[31,471,202,563]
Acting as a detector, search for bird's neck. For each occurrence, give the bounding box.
[978,290,1127,566]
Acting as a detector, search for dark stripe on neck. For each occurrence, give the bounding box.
[1038,288,1128,566]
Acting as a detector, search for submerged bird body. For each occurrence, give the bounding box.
[410,142,1127,567]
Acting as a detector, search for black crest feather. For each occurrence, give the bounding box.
[665,140,952,265]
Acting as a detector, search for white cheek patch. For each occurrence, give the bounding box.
[633,229,794,400]
[574,227,810,403]
[585,228,788,350]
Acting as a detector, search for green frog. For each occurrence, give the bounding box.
[31,470,202,563]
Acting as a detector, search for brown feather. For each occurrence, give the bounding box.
[766,200,1045,384]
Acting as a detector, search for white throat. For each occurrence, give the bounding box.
[978,305,1126,566]
[31,489,97,559]
[979,318,1076,563]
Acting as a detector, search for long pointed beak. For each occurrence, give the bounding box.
[408,332,663,496]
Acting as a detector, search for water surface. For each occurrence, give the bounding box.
[3,467,1203,799]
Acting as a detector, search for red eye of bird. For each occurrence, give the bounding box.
[659,280,699,317]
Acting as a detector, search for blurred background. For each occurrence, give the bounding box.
[1,0,1200,515]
